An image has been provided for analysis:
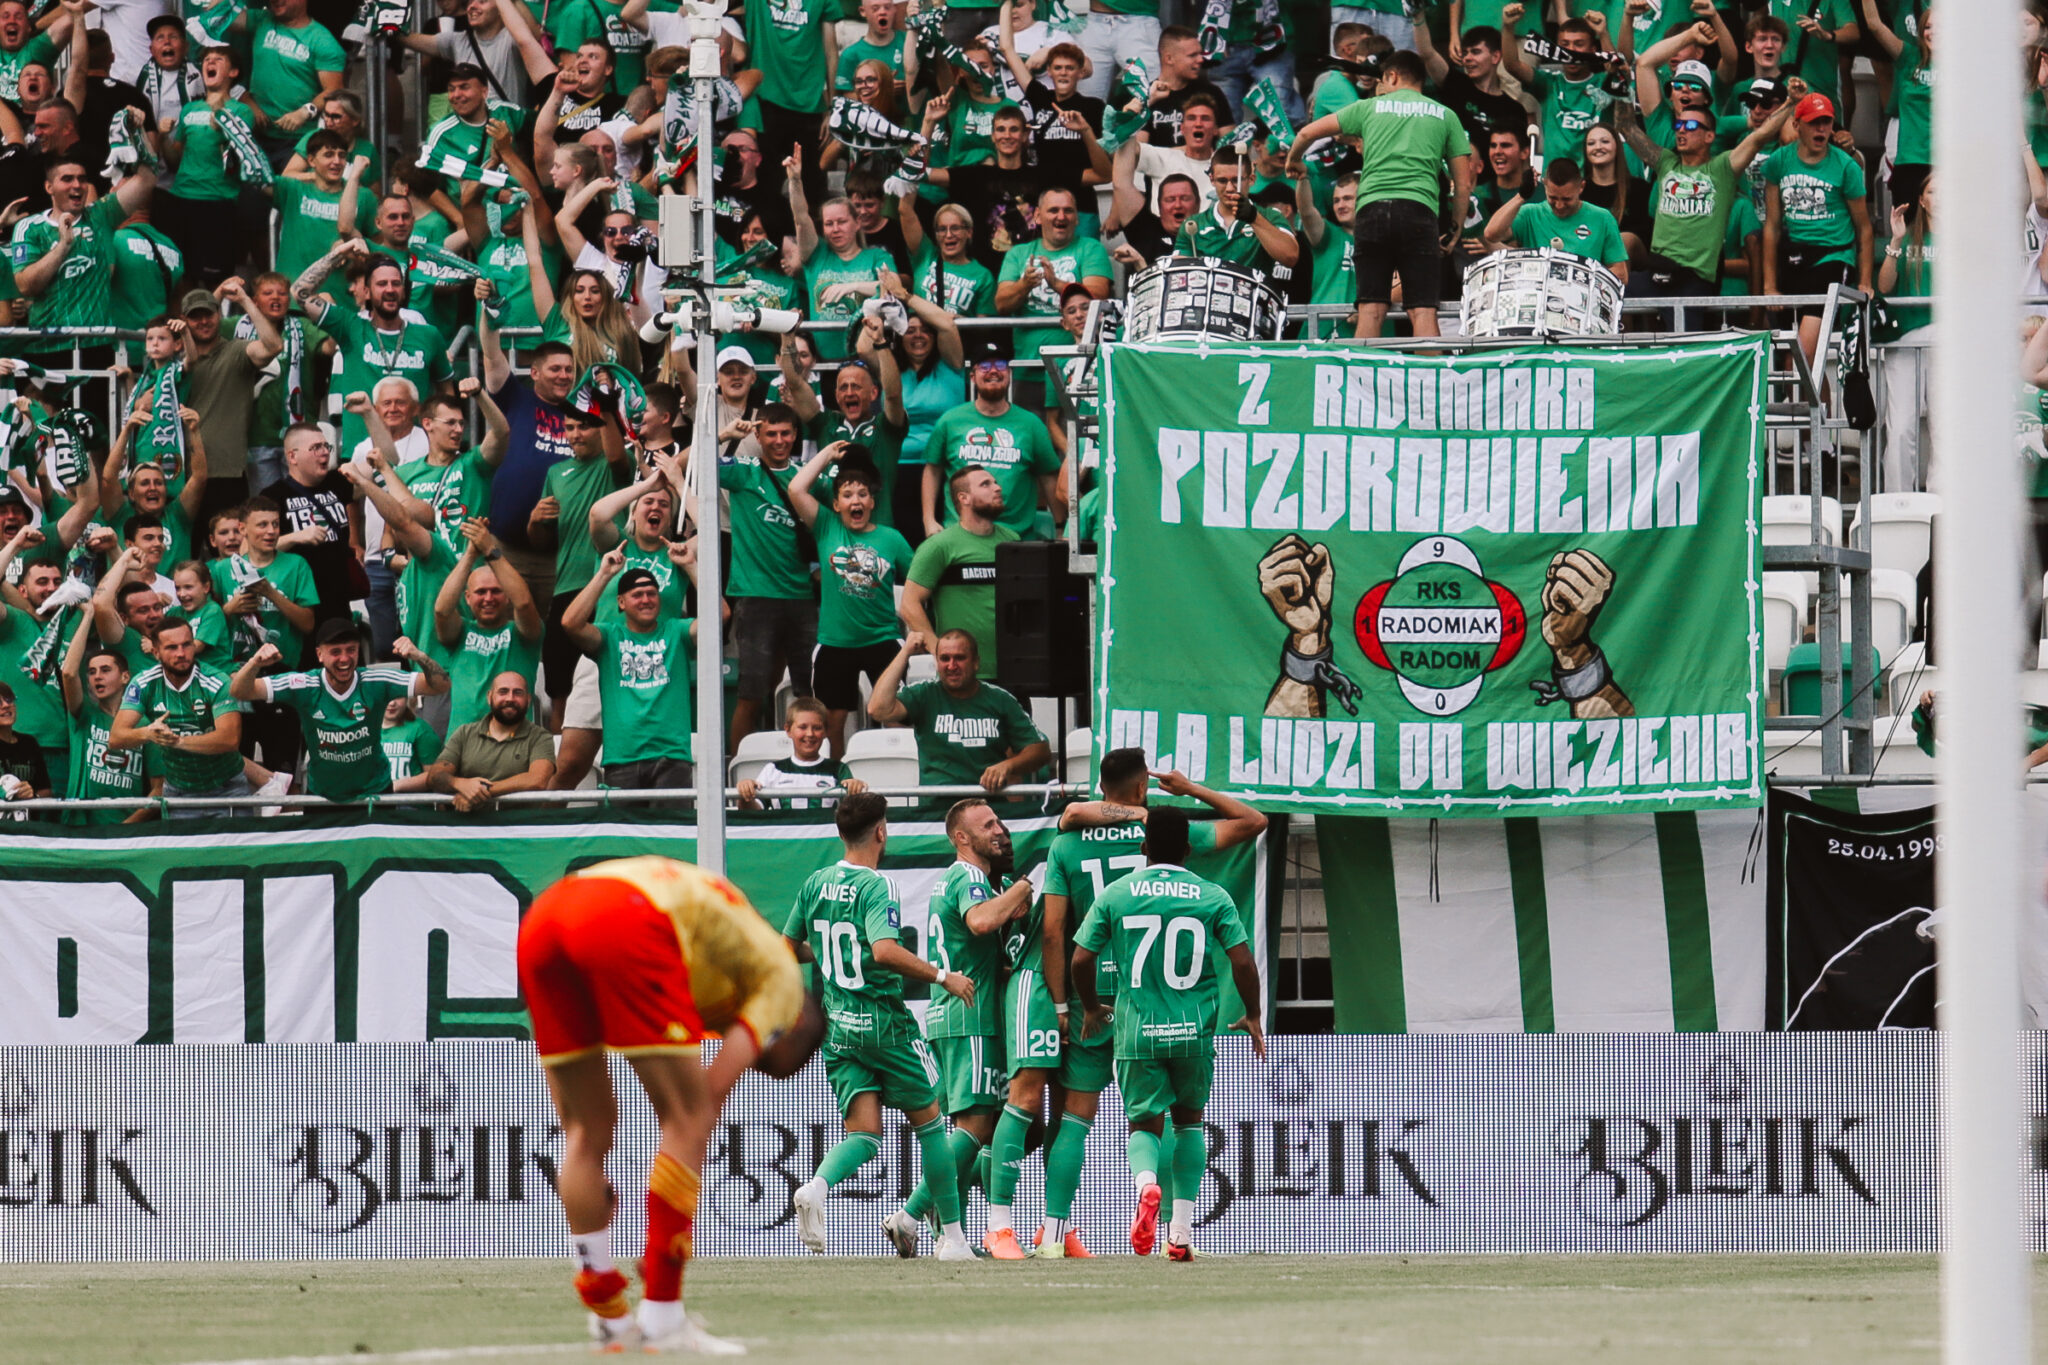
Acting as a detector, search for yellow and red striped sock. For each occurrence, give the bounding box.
[642,1153,699,1303]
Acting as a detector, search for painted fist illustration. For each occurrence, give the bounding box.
[1532,549,1632,719]
[1259,535,1358,719]
[1259,534,1334,655]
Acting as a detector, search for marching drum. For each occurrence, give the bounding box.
[1121,255,1287,344]
[1461,248,1624,339]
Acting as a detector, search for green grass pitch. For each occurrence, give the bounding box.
[7,1254,2039,1364]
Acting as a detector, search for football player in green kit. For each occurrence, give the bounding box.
[882,798,1032,1257]
[783,792,979,1260]
[1074,806,1267,1261]
[987,749,1265,1258]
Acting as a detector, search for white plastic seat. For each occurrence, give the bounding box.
[1761,572,1808,673]
[1853,492,1939,582]
[1861,568,1916,664]
[729,730,793,787]
[1062,727,1092,786]
[844,726,922,803]
[1760,495,1843,547]
[906,653,938,684]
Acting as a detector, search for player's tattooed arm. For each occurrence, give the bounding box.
[1531,549,1634,719]
[1055,799,1149,832]
[1259,534,1359,719]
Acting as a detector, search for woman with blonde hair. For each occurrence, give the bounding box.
[532,266,643,376]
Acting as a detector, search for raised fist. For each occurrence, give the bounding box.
[1257,533,1334,654]
[1539,548,1615,657]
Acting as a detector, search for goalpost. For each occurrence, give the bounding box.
[1935,0,2031,1358]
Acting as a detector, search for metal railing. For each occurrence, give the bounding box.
[0,783,1089,816]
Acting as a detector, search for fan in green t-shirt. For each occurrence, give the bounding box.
[785,438,914,755]
[270,131,378,284]
[11,160,158,356]
[231,621,450,802]
[791,167,896,362]
[58,609,160,823]
[778,314,911,525]
[869,629,1050,791]
[1482,159,1630,278]
[919,354,1060,540]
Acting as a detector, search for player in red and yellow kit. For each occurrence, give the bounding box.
[518,855,822,1354]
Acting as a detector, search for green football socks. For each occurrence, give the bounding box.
[911,1117,962,1225]
[1127,1126,1162,1188]
[1043,1114,1091,1221]
[985,1103,1033,1233]
[904,1128,982,1221]
[816,1131,879,1188]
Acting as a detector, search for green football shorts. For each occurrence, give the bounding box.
[930,1034,1004,1113]
[823,1036,940,1114]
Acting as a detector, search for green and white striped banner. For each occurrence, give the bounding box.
[1318,810,1763,1032]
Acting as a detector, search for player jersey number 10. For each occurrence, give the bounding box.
[813,919,867,988]
[1128,914,1205,990]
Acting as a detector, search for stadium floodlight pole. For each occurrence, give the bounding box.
[687,0,727,874]
[1934,0,2029,1357]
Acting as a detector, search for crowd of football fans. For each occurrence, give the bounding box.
[0,0,2011,812]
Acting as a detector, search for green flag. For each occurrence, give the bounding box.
[1095,337,1769,817]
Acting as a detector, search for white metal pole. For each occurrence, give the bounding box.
[687,11,727,874]
[1935,0,2029,1356]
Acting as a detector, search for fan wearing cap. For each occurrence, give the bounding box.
[1761,92,1872,364]
[1484,157,1629,283]
[1615,76,1795,302]
[231,619,449,803]
[919,339,1061,542]
[1636,53,1737,154]
[1173,146,1301,283]
[136,15,203,129]
[559,548,699,792]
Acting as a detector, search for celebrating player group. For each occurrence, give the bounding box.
[513,751,1264,1351]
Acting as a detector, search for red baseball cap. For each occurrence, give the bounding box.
[1794,92,1835,124]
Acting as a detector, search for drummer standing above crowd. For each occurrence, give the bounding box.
[1288,50,1474,340]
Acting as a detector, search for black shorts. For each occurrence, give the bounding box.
[732,595,818,701]
[543,590,581,702]
[1353,198,1445,312]
[1777,250,1856,319]
[812,640,902,712]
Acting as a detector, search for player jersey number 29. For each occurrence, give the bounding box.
[1129,914,1205,990]
[813,919,867,987]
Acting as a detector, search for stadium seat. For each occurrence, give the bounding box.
[729,730,793,787]
[1780,641,1882,716]
[1063,727,1092,786]
[1860,569,1917,663]
[1761,573,1808,673]
[906,654,938,684]
[1885,640,1936,716]
[1870,711,1936,777]
[843,727,921,803]
[1852,492,1939,581]
[1760,495,1844,547]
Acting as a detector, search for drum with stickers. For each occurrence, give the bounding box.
[1461,247,1624,339]
[1121,255,1287,344]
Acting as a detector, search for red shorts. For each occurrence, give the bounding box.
[517,875,708,1064]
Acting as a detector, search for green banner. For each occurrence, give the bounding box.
[0,809,1265,1045]
[1096,337,1768,817]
